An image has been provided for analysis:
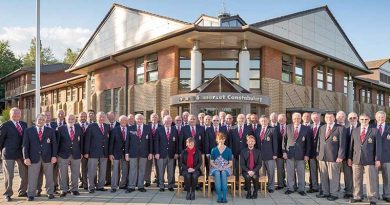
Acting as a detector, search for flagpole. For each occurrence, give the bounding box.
[35,0,41,116]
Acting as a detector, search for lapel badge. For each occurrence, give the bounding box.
[266,136,270,141]
[368,138,373,143]
[302,136,305,141]
[332,136,338,142]
[145,134,148,139]
[387,134,390,140]
[199,135,201,140]
[78,136,80,141]
[47,138,51,144]
[173,137,176,142]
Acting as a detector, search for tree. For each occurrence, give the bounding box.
[63,48,79,65]
[0,40,22,77]
[22,37,58,67]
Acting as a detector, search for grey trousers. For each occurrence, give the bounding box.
[128,157,147,189]
[382,163,390,199]
[144,157,158,184]
[352,164,379,202]
[87,157,107,190]
[27,159,54,197]
[53,162,59,188]
[80,157,88,188]
[342,160,353,195]
[111,158,129,189]
[319,161,341,197]
[286,159,305,192]
[276,158,286,187]
[309,158,319,190]
[2,159,28,196]
[157,157,175,189]
[58,156,80,192]
[264,160,276,190]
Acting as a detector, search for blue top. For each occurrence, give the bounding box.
[210,146,232,176]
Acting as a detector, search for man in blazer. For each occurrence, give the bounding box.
[240,135,262,199]
[144,113,161,187]
[23,114,57,201]
[374,111,390,202]
[316,113,345,201]
[205,115,228,155]
[109,115,129,193]
[269,112,278,128]
[78,111,90,189]
[255,115,277,192]
[343,112,359,199]
[179,115,205,154]
[155,115,178,192]
[283,112,312,196]
[106,111,120,186]
[125,114,152,193]
[348,113,381,205]
[0,107,28,201]
[50,109,66,191]
[57,114,83,197]
[308,112,323,193]
[224,114,234,135]
[84,112,110,193]
[274,114,287,190]
[229,114,250,183]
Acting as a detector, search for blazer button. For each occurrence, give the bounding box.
[102,146,105,148]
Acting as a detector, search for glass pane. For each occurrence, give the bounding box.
[250,80,260,89]
[136,66,144,75]
[327,83,333,91]
[147,61,158,71]
[136,75,144,84]
[317,81,324,89]
[250,60,260,69]
[250,70,260,78]
[179,69,191,78]
[180,59,190,68]
[148,71,158,81]
[203,60,237,69]
[282,72,291,82]
[295,76,303,85]
[204,69,237,79]
[147,53,157,61]
[295,67,303,76]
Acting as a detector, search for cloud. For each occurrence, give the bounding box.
[0,26,92,60]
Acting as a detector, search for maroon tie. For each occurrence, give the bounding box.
[82,123,86,133]
[137,125,142,139]
[166,128,170,141]
[152,125,156,136]
[294,127,299,140]
[191,126,195,138]
[281,125,285,136]
[70,126,75,142]
[227,125,230,133]
[100,124,104,134]
[239,126,243,139]
[260,127,265,142]
[214,127,218,137]
[121,127,126,141]
[325,126,331,139]
[16,122,23,136]
[360,127,366,143]
[313,125,318,138]
[38,128,43,142]
[177,126,181,135]
[379,125,383,136]
[249,150,254,171]
[253,125,256,132]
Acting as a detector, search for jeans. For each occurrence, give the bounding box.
[213,170,228,201]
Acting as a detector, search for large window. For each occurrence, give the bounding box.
[103,90,111,113]
[179,51,191,89]
[317,66,324,89]
[146,53,158,82]
[377,91,385,106]
[202,49,239,84]
[343,73,348,95]
[113,88,119,113]
[380,73,390,84]
[295,58,304,85]
[326,67,334,91]
[281,54,293,83]
[135,57,145,84]
[249,50,261,89]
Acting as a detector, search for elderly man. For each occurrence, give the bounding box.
[109,115,130,192]
[283,112,312,196]
[52,109,66,191]
[308,112,322,193]
[274,114,287,190]
[88,109,96,124]
[302,112,311,126]
[219,111,227,127]
[246,114,252,127]
[0,107,28,201]
[128,114,135,126]
[269,112,278,127]
[155,115,178,192]
[198,113,205,127]
[78,111,89,190]
[106,111,119,186]
[145,113,161,187]
[250,114,259,133]
[336,111,347,127]
[225,114,233,134]
[205,115,228,155]
[179,114,205,154]
[84,112,110,193]
[57,114,83,197]
[343,112,359,198]
[182,111,190,126]
[23,114,57,201]
[204,115,212,128]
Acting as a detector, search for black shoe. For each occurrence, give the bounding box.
[60,192,67,197]
[27,196,34,201]
[138,188,146,192]
[191,191,195,200]
[186,192,191,200]
[48,194,55,199]
[18,192,27,197]
[104,182,111,186]
[252,191,258,199]
[119,186,126,190]
[5,196,11,202]
[168,187,174,192]
[370,202,376,205]
[83,187,88,190]
[36,192,41,197]
[285,190,294,195]
[89,189,95,193]
[96,188,107,191]
[275,186,284,190]
[350,199,362,203]
[144,182,151,187]
[79,185,83,188]
[327,196,338,201]
[71,191,80,196]
[316,194,330,198]
[307,189,318,193]
[125,188,135,193]
[110,189,116,193]
[268,189,274,193]
[246,192,252,199]
[298,191,306,196]
[344,194,353,199]
[159,188,165,192]
[384,198,390,203]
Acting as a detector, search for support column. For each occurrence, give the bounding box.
[85,73,91,110]
[239,40,250,90]
[347,74,354,113]
[190,40,202,90]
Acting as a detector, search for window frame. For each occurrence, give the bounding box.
[281,53,293,83]
[294,57,304,85]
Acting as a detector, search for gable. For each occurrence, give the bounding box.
[73,5,189,68]
[254,8,366,69]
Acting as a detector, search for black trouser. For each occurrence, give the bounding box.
[183,171,199,192]
[243,173,259,192]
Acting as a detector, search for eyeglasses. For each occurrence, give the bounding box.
[360,119,369,121]
[349,117,357,120]
[213,120,219,122]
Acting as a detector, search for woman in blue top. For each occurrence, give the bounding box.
[210,133,232,203]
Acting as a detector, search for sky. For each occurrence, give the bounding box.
[0,0,389,61]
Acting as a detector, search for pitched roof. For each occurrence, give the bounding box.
[0,63,70,83]
[365,58,389,69]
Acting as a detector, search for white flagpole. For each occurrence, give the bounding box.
[35,0,41,116]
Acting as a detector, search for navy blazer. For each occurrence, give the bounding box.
[229,124,251,157]
[179,125,205,154]
[50,121,66,130]
[274,124,286,158]
[149,123,162,154]
[0,120,27,160]
[154,126,178,159]
[343,124,359,160]
[240,147,262,175]
[109,125,128,159]
[22,126,57,163]
[283,124,312,160]
[378,124,390,163]
[125,124,152,158]
[205,126,228,154]
[254,126,278,160]
[349,127,382,165]
[317,124,346,162]
[309,123,323,158]
[84,123,110,158]
[57,125,83,159]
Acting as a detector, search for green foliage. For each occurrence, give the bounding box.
[0,107,11,123]
[63,48,80,64]
[22,37,58,67]
[0,40,23,77]
[387,110,390,123]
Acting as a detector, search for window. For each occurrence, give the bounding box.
[220,19,243,27]
[135,57,145,84]
[367,89,371,103]
[380,73,390,84]
[249,50,261,89]
[295,58,304,85]
[113,88,119,114]
[360,88,371,103]
[179,50,191,89]
[377,91,384,106]
[31,74,36,85]
[317,66,324,89]
[281,54,293,83]
[66,87,71,101]
[326,67,334,91]
[202,49,239,84]
[103,90,111,113]
[146,53,158,82]
[343,73,348,95]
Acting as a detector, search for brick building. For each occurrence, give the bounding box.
[1,4,389,123]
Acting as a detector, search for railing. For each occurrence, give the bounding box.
[4,84,35,98]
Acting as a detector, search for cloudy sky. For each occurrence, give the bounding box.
[0,0,389,61]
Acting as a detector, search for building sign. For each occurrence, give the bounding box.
[171,92,270,105]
